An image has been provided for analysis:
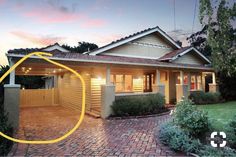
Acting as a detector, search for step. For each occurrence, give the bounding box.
[86,110,101,118]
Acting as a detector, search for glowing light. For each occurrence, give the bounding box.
[97,76,102,80]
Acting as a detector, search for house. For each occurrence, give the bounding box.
[5,26,218,126]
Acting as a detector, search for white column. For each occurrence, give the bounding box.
[212,72,216,84]
[9,59,15,85]
[188,73,191,91]
[106,65,111,85]
[156,69,161,85]
[53,75,58,88]
[179,71,184,85]
[202,73,206,92]
[194,75,197,90]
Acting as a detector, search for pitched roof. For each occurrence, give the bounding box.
[8,43,70,54]
[158,46,191,61]
[7,50,213,71]
[85,26,181,55]
[158,46,211,64]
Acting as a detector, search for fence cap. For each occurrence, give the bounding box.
[4,84,21,88]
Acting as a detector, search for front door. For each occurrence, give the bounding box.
[143,74,152,92]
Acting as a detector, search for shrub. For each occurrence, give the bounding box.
[189,91,222,104]
[159,122,201,153]
[199,145,236,156]
[0,84,13,156]
[226,115,236,147]
[173,99,209,136]
[0,92,13,155]
[111,93,165,117]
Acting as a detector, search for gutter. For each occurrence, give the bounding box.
[6,53,214,71]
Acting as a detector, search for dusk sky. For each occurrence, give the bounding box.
[0,0,203,65]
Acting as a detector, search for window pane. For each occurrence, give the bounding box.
[110,75,114,84]
[116,75,123,83]
[125,75,132,91]
[197,76,201,90]
[115,75,124,92]
[191,76,196,90]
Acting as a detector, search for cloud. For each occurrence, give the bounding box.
[10,31,66,46]
[13,2,108,27]
[81,18,107,28]
[168,29,192,47]
[93,34,123,46]
[0,0,5,5]
[22,8,83,24]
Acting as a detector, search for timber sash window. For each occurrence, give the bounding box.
[111,75,133,92]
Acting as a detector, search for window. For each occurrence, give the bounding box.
[124,75,132,92]
[116,75,124,92]
[197,76,202,90]
[113,75,133,92]
[191,76,196,90]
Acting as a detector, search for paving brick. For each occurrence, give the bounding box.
[8,106,186,156]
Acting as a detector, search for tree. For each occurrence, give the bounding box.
[187,25,212,57]
[199,0,236,76]
[199,0,236,100]
[62,41,98,54]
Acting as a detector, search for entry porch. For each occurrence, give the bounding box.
[6,58,217,120]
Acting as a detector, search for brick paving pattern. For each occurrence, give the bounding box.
[8,106,186,156]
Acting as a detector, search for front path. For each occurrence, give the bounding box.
[8,106,185,156]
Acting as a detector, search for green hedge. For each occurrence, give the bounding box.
[189,91,221,105]
[111,93,166,117]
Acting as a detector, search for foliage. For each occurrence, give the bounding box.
[62,41,98,53]
[111,93,166,117]
[219,71,236,100]
[199,0,236,76]
[189,91,222,104]
[16,76,45,89]
[159,100,236,155]
[0,65,45,89]
[174,99,209,136]
[199,145,236,156]
[159,122,202,153]
[0,65,10,85]
[226,115,236,146]
[187,25,212,57]
[0,84,13,156]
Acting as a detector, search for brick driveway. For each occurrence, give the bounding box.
[9,106,185,156]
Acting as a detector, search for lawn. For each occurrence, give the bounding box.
[198,101,236,131]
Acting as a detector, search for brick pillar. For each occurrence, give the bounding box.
[209,72,219,92]
[101,85,115,119]
[176,71,189,102]
[4,84,21,129]
[209,84,219,92]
